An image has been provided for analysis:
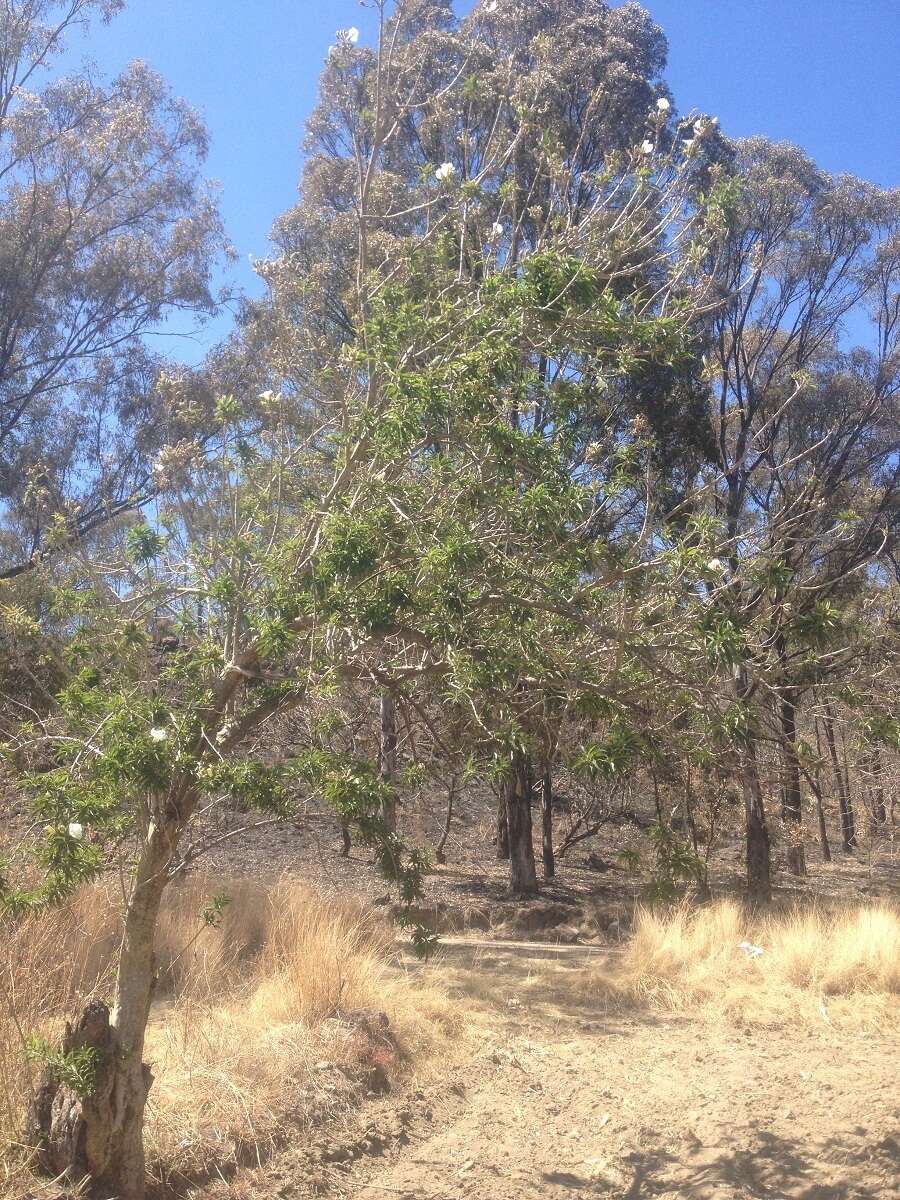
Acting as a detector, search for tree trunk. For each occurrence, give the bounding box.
[744,750,772,904]
[735,667,771,902]
[339,822,351,857]
[30,825,174,1200]
[435,774,458,865]
[540,765,555,880]
[822,703,855,851]
[813,786,832,864]
[683,764,710,899]
[869,747,887,830]
[505,750,538,898]
[778,688,806,876]
[496,788,509,860]
[812,718,832,862]
[651,770,663,822]
[379,692,398,834]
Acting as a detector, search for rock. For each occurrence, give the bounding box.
[555,924,581,944]
[586,853,614,872]
[339,1009,399,1095]
[320,1144,355,1163]
[508,899,580,935]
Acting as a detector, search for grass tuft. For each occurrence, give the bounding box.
[589,899,900,1027]
[0,876,458,1195]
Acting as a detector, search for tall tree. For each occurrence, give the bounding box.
[264,0,724,892]
[0,0,225,579]
[703,138,900,894]
[3,10,732,1189]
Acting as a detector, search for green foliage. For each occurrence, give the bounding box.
[860,712,900,752]
[644,821,704,901]
[701,174,742,232]
[201,893,232,929]
[200,761,294,817]
[293,749,435,956]
[26,1038,102,1099]
[125,523,166,565]
[618,824,704,902]
[699,608,744,668]
[215,393,242,424]
[571,722,641,780]
[792,600,841,648]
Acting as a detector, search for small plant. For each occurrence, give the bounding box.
[645,821,704,901]
[26,1037,102,1098]
[617,824,704,901]
[202,893,232,929]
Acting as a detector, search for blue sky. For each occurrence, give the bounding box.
[64,0,900,363]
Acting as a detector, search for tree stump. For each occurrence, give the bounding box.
[28,999,152,1189]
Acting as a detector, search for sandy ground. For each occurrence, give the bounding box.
[218,938,898,1200]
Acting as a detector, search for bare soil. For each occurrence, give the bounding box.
[208,937,899,1200]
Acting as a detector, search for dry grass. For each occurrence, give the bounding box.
[0,876,459,1195]
[590,899,900,1028]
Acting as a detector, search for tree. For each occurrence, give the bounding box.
[264,0,727,893]
[1,8,738,1187]
[701,137,900,894]
[0,0,225,580]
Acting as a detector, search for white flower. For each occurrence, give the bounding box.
[484,1,498,11]
[435,161,457,183]
[640,139,654,155]
[693,119,707,137]
[682,138,696,153]
[706,558,726,573]
[738,941,765,959]
[491,221,504,238]
[258,390,276,404]
[68,822,84,841]
[329,27,359,58]
[656,97,670,112]
[149,727,168,742]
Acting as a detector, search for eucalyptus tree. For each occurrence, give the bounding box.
[0,0,225,581]
[701,138,900,893]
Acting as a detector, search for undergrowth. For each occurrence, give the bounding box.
[589,899,900,1028]
[0,876,458,1197]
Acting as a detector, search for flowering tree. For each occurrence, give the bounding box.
[0,5,740,1193]
[263,0,732,890]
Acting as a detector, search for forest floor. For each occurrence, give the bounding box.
[209,936,899,1200]
[186,785,899,1197]
[198,783,899,939]
[3,785,897,1200]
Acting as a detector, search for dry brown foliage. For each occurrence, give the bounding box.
[589,899,900,1028]
[0,876,458,1196]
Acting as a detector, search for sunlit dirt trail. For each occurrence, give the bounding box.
[340,939,898,1200]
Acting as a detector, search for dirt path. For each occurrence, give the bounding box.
[339,939,899,1200]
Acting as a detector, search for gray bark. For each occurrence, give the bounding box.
[30,824,174,1199]
[379,692,398,834]
[734,666,771,902]
[822,703,856,851]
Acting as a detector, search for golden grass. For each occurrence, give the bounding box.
[589,899,900,1028]
[0,876,459,1195]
